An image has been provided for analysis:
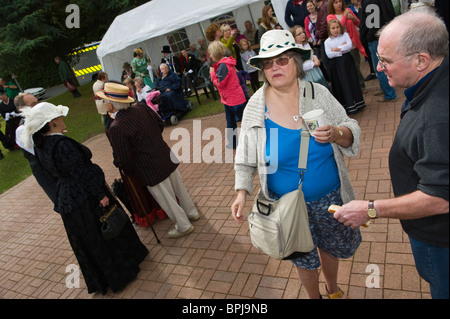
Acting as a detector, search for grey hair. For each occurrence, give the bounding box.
[260,49,306,85]
[378,8,448,60]
[14,92,33,108]
[134,76,144,87]
[109,100,131,110]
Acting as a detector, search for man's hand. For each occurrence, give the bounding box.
[333,200,371,229]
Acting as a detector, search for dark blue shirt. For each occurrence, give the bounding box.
[402,66,439,113]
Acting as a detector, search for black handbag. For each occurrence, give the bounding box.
[99,203,129,240]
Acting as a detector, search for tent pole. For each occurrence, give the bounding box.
[198,22,207,42]
[142,42,158,77]
[247,4,257,27]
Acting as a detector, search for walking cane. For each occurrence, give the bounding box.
[123,171,162,244]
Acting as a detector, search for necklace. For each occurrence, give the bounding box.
[265,109,300,122]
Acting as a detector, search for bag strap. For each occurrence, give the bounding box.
[297,81,314,188]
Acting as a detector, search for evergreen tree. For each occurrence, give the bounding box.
[0,0,149,88]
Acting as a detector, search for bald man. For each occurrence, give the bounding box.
[333,9,449,299]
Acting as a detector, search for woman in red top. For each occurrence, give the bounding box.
[327,0,367,93]
[304,0,320,49]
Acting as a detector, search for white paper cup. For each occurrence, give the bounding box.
[302,109,326,136]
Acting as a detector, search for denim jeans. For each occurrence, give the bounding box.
[224,103,245,148]
[409,235,449,299]
[367,40,397,100]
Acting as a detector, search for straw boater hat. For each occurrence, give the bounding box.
[248,30,312,70]
[95,82,135,103]
[20,102,69,149]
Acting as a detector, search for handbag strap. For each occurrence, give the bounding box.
[298,81,314,187]
[100,203,118,222]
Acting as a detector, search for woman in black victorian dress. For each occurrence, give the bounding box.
[21,102,148,295]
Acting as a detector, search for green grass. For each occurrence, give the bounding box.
[0,82,225,195]
[183,92,224,120]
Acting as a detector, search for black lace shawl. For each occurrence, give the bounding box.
[35,135,106,214]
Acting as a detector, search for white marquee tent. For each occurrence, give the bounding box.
[271,0,290,31]
[97,0,265,82]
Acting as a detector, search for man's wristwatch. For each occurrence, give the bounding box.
[367,200,378,219]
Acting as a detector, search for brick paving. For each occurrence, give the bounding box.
[0,75,431,300]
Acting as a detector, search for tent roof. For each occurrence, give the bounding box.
[97,0,261,58]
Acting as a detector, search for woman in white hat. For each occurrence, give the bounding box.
[20,102,148,295]
[231,30,362,299]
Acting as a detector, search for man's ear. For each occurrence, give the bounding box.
[416,52,431,72]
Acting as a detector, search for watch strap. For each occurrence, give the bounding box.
[367,200,378,219]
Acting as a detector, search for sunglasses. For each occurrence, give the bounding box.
[261,55,292,70]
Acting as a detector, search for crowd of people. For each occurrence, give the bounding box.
[2,0,448,299]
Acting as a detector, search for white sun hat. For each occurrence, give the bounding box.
[248,30,312,70]
[20,102,69,149]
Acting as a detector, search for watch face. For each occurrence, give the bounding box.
[368,209,377,219]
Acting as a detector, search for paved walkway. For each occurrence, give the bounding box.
[0,77,431,300]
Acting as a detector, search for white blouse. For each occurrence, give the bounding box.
[324,32,353,59]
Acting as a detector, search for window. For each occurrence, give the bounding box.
[166,28,190,56]
[211,12,237,29]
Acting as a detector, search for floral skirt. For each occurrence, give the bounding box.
[289,187,361,270]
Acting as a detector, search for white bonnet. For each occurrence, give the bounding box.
[20,102,69,149]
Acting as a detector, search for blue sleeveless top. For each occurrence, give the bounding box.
[265,117,340,201]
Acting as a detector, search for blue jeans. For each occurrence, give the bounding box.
[409,236,449,299]
[224,103,245,148]
[368,40,397,100]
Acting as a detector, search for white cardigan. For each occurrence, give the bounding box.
[234,79,361,204]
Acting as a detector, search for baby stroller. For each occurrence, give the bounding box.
[146,89,194,125]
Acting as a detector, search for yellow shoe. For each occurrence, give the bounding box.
[326,286,350,299]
